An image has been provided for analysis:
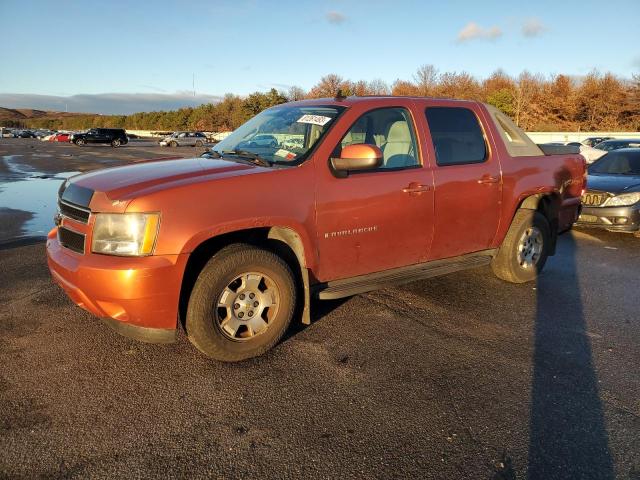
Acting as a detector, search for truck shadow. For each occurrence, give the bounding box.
[282,297,347,341]
[528,233,614,479]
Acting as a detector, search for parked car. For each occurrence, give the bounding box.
[13,130,36,138]
[576,148,640,236]
[159,131,206,147]
[50,132,72,142]
[593,139,640,152]
[47,97,585,361]
[543,142,606,164]
[34,129,53,139]
[70,128,128,147]
[237,133,278,149]
[582,136,613,147]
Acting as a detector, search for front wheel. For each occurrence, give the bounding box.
[170,141,178,148]
[195,140,203,147]
[111,139,121,147]
[75,138,85,146]
[186,244,296,362]
[491,210,551,283]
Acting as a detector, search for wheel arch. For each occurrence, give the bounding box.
[515,193,561,255]
[178,226,313,330]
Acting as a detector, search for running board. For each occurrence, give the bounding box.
[316,250,497,300]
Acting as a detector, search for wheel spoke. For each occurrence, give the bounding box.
[244,273,262,291]
[220,317,242,337]
[218,287,235,308]
[261,288,277,308]
[247,316,269,335]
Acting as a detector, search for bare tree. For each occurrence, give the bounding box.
[367,79,390,95]
[287,86,306,101]
[413,64,439,96]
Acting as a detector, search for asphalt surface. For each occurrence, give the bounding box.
[1,140,639,479]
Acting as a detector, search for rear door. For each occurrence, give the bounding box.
[423,104,502,260]
[94,129,109,143]
[314,101,435,281]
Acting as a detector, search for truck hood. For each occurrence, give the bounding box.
[67,157,263,205]
[586,174,640,194]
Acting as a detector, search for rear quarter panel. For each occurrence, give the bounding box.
[478,105,585,244]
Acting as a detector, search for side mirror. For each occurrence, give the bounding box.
[331,144,383,177]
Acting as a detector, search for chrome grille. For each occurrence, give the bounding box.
[58,200,90,223]
[58,227,85,254]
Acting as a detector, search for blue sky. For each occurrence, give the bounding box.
[1,0,638,113]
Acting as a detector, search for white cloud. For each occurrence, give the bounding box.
[0,92,223,115]
[326,11,346,25]
[457,22,503,43]
[522,18,547,37]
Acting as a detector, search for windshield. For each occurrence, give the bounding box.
[589,150,640,175]
[213,105,344,165]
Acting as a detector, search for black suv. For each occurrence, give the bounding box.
[70,128,128,147]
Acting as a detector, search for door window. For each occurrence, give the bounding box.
[425,107,487,166]
[339,107,420,170]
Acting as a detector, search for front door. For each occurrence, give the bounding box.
[314,103,435,281]
[423,105,502,260]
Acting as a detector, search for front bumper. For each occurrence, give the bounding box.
[576,204,640,232]
[46,228,189,342]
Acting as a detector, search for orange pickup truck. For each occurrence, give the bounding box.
[47,96,585,361]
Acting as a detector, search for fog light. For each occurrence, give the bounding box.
[614,217,629,225]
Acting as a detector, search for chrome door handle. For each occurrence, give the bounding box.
[402,182,431,194]
[477,175,500,184]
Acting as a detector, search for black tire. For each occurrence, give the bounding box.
[195,140,203,147]
[634,230,640,239]
[186,244,296,362]
[75,138,85,146]
[170,141,178,148]
[491,210,551,283]
[111,139,121,148]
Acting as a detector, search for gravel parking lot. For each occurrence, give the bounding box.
[1,139,639,479]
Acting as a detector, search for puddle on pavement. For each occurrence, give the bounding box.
[0,155,80,238]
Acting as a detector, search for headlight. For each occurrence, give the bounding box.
[604,192,640,207]
[91,213,160,256]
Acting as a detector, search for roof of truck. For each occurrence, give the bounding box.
[285,96,479,107]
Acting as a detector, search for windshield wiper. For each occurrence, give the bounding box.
[221,149,272,167]
[201,149,222,158]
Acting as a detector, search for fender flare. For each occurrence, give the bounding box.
[267,226,312,325]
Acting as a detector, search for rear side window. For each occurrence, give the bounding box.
[425,107,486,166]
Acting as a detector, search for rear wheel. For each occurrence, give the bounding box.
[195,140,203,147]
[111,139,121,147]
[491,210,551,283]
[186,244,296,362]
[75,138,85,146]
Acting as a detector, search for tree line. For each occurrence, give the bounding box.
[10,66,640,132]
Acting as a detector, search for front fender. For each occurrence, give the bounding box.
[180,217,318,270]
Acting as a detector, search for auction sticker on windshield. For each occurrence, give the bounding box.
[297,114,332,126]
[275,149,296,160]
